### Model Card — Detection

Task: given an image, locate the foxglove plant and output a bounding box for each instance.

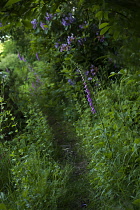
[78,68,96,114]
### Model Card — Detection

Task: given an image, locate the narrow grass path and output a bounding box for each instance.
[47,114,90,209]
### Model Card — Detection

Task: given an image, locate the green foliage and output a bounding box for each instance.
[1,107,72,209]
[74,70,140,209]
[0,1,140,209]
[0,143,12,193]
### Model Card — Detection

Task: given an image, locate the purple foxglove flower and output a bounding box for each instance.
[79,71,96,114]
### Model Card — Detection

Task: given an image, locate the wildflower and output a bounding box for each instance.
[67,34,75,45]
[18,52,22,60]
[6,68,10,73]
[79,21,87,29]
[36,76,41,84]
[60,44,70,52]
[77,37,86,45]
[85,71,89,76]
[0,23,2,27]
[22,56,26,62]
[84,82,96,114]
[88,77,92,80]
[40,22,48,30]
[45,13,53,21]
[90,65,98,76]
[61,13,75,26]
[78,69,96,114]
[55,43,59,48]
[32,82,36,89]
[36,53,40,60]
[31,19,38,29]
[68,79,75,85]
[96,33,105,42]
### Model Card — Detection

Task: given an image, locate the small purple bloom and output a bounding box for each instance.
[22,56,26,62]
[6,68,10,73]
[90,65,97,76]
[45,13,53,21]
[31,19,38,29]
[79,21,87,29]
[88,77,92,80]
[81,203,87,207]
[18,52,22,60]
[55,43,59,48]
[32,82,36,89]
[77,37,86,45]
[40,22,48,30]
[60,44,70,52]
[67,34,75,45]
[85,71,89,76]
[61,13,75,26]
[36,53,40,60]
[0,23,2,27]
[68,79,75,85]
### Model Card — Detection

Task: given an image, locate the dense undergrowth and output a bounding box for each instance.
[0,1,140,209]
[1,45,140,209]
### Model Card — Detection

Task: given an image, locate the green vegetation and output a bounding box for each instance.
[0,0,140,209]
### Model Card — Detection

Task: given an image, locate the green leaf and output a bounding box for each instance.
[113,30,120,39]
[108,72,117,78]
[118,69,127,74]
[134,138,140,144]
[100,26,111,35]
[92,5,100,12]
[5,0,22,7]
[133,199,140,205]
[22,20,32,29]
[0,203,7,210]
[95,11,103,20]
[99,23,109,29]
[104,12,109,20]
